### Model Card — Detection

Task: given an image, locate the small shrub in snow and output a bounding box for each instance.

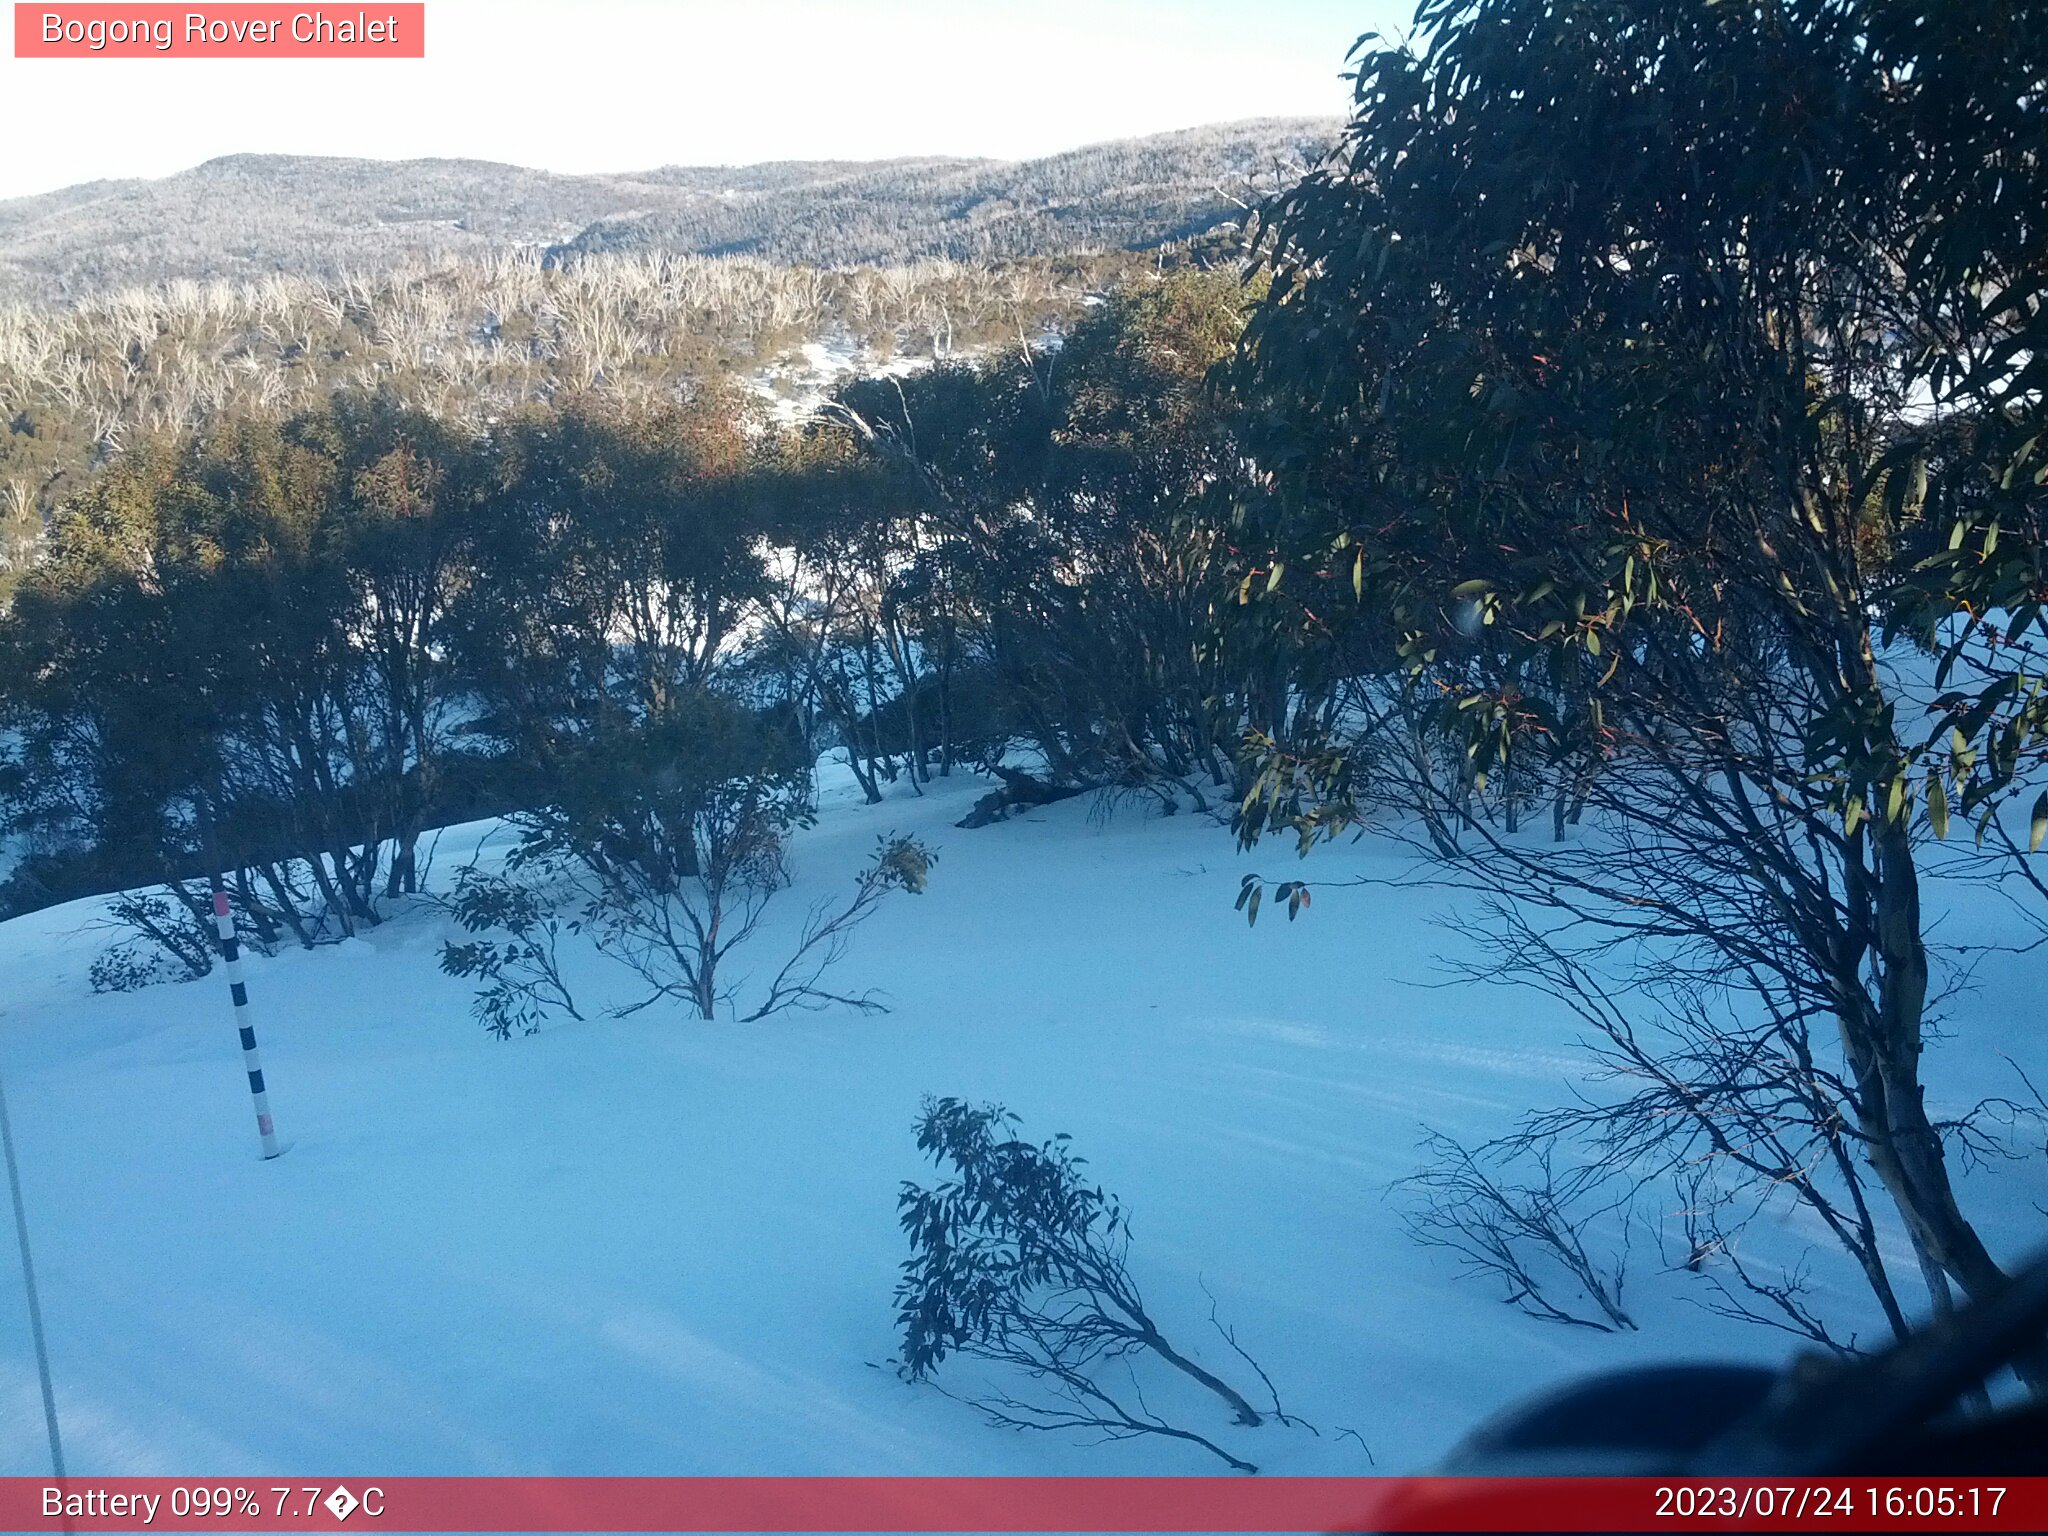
[439,815,933,1033]
[1399,1128,1638,1334]
[438,866,584,1039]
[90,940,199,993]
[87,892,216,992]
[895,1097,1285,1473]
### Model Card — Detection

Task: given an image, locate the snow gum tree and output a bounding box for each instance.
[0,400,477,937]
[1227,0,2048,1349]
[817,269,1279,807]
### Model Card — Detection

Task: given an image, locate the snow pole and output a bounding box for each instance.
[0,1062,65,1480]
[208,873,282,1160]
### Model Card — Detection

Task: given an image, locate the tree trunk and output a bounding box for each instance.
[256,862,317,949]
[384,833,418,899]
[1139,1325,1263,1427]
[1852,817,2010,1305]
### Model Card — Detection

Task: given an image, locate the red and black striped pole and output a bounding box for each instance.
[208,873,282,1160]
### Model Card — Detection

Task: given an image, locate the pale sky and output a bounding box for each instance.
[0,1,1410,200]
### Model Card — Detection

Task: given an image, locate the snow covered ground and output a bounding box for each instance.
[0,762,2042,1477]
[748,337,927,428]
[746,326,1064,427]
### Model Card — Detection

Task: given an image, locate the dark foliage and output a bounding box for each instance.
[1226,0,2048,1361]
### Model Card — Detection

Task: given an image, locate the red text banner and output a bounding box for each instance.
[13,5,424,58]
[1,1476,2044,1532]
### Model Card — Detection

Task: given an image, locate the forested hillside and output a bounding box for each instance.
[0,119,1334,303]
[555,119,1334,267]
[0,248,1140,587]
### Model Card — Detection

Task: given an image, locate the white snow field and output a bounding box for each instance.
[0,762,2042,1477]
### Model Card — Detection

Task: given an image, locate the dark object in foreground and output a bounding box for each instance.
[1442,1249,2048,1474]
